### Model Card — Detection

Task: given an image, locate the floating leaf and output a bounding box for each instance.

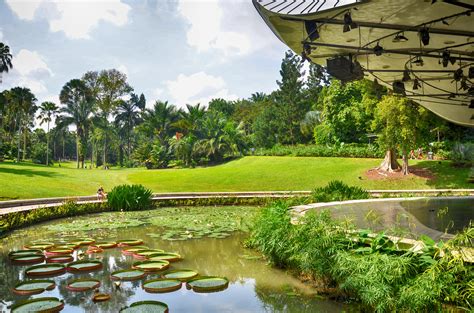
[163,269,198,282]
[120,300,169,313]
[92,293,110,302]
[24,242,54,250]
[186,276,229,293]
[133,249,165,259]
[117,239,144,247]
[67,260,103,272]
[11,297,64,313]
[10,254,45,265]
[45,248,74,257]
[132,260,170,272]
[46,255,74,263]
[9,249,42,258]
[143,278,182,293]
[111,269,146,281]
[66,278,101,291]
[25,264,66,277]
[147,252,182,262]
[13,280,56,296]
[122,246,149,256]
[91,241,117,249]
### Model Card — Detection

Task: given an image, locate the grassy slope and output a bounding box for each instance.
[0,156,471,199]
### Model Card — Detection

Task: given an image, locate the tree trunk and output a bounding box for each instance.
[90,142,93,168]
[62,135,65,161]
[103,133,107,169]
[16,116,21,162]
[377,149,401,172]
[22,125,27,161]
[76,137,79,169]
[402,151,409,175]
[46,122,50,166]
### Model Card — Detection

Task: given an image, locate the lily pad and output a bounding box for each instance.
[10,254,45,265]
[25,264,66,277]
[54,243,79,250]
[86,246,104,254]
[46,255,74,263]
[147,252,182,262]
[186,276,229,293]
[45,248,74,257]
[9,249,42,258]
[163,269,198,282]
[143,278,182,293]
[132,260,170,272]
[122,246,149,256]
[24,242,54,250]
[91,241,117,249]
[13,280,56,295]
[111,269,147,281]
[120,300,169,313]
[133,249,165,259]
[118,239,144,247]
[67,260,103,272]
[92,293,110,302]
[11,297,64,313]
[69,238,95,246]
[66,278,101,291]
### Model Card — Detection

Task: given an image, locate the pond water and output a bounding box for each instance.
[313,196,474,240]
[0,207,356,312]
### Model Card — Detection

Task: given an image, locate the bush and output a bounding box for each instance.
[254,143,384,158]
[107,184,153,211]
[312,180,369,202]
[31,142,52,165]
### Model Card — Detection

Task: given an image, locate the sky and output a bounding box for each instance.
[0,0,290,112]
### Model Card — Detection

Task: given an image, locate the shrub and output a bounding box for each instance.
[312,180,369,202]
[107,184,153,211]
[254,143,384,158]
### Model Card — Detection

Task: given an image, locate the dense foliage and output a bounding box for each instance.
[255,143,384,158]
[312,180,369,202]
[248,201,473,311]
[107,184,153,211]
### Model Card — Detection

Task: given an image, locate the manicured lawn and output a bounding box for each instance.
[0,157,471,200]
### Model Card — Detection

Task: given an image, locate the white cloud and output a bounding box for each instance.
[5,0,131,39]
[165,71,237,108]
[153,88,163,99]
[14,49,53,76]
[117,64,129,76]
[0,29,3,41]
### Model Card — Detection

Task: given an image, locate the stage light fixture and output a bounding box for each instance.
[413,78,421,90]
[402,69,411,81]
[412,56,424,66]
[393,81,406,95]
[393,32,408,43]
[305,20,320,41]
[419,28,430,46]
[373,43,384,56]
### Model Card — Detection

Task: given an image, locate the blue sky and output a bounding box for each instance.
[0,0,290,110]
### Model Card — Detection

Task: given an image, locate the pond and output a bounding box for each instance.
[0,206,356,312]
[310,196,474,240]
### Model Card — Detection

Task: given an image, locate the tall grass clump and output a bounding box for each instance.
[107,184,153,211]
[312,180,369,202]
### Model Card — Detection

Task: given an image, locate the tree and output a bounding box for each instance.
[114,93,144,160]
[141,101,178,147]
[208,98,234,118]
[38,101,58,165]
[174,103,206,136]
[0,42,13,74]
[58,79,95,168]
[373,95,422,175]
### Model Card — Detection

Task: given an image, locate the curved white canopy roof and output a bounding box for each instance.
[253,0,474,127]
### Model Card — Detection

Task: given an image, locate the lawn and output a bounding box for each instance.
[0,157,471,200]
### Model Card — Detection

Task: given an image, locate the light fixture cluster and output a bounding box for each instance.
[343,12,358,33]
[441,51,456,67]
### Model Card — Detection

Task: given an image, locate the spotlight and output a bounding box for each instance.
[454,68,463,81]
[469,99,474,109]
[413,78,421,90]
[402,69,411,81]
[419,28,430,46]
[303,43,312,56]
[412,56,424,66]
[305,20,320,41]
[393,81,406,95]
[393,32,409,43]
[343,24,351,33]
[343,12,357,32]
[460,78,468,91]
[373,43,384,56]
[469,66,474,79]
[301,51,311,63]
[442,51,450,67]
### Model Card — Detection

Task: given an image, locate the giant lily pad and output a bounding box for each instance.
[45,248,74,257]
[67,260,102,272]
[13,280,56,295]
[10,254,45,265]
[69,238,95,246]
[9,249,42,258]
[120,300,169,313]
[163,269,198,282]
[24,242,54,250]
[25,264,66,277]
[111,269,146,281]
[122,246,149,256]
[147,252,182,262]
[118,239,144,247]
[11,297,64,313]
[92,293,110,302]
[133,249,165,259]
[186,276,229,293]
[66,278,101,291]
[86,246,104,254]
[143,278,182,293]
[46,255,74,263]
[90,241,117,249]
[132,260,170,272]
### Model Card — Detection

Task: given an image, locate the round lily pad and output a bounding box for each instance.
[120,300,169,313]
[24,242,54,250]
[67,260,102,272]
[118,239,144,247]
[86,246,103,254]
[54,243,79,250]
[9,249,42,258]
[111,269,147,281]
[186,276,229,293]
[163,269,198,282]
[91,241,117,249]
[11,297,64,313]
[92,293,110,302]
[132,260,170,272]
[45,248,74,257]
[133,249,165,259]
[10,254,45,265]
[46,255,74,263]
[13,280,56,296]
[25,264,66,277]
[143,278,182,293]
[147,252,182,262]
[66,278,101,291]
[122,246,149,256]
[69,238,95,246]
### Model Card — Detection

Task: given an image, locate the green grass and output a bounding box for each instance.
[0,157,471,199]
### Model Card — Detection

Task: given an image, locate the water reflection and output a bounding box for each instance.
[0,214,355,312]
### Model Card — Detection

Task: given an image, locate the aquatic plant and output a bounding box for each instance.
[107,184,153,211]
[311,180,369,202]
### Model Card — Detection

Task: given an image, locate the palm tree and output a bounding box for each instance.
[38,101,59,165]
[174,103,206,136]
[141,101,178,147]
[6,87,37,162]
[114,93,144,159]
[0,42,13,74]
[249,92,267,103]
[57,79,95,168]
